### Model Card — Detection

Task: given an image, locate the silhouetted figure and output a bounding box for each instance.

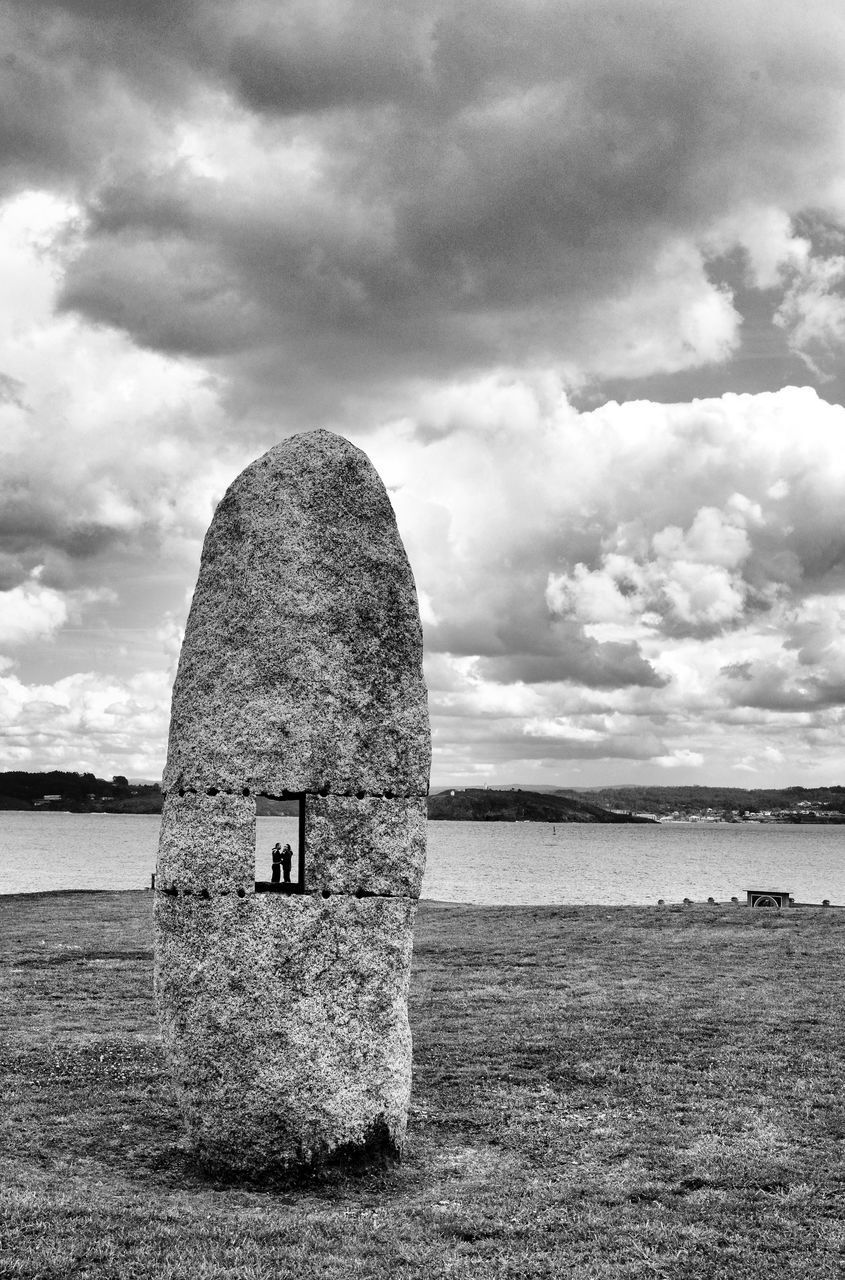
[281,843,294,884]
[271,842,282,884]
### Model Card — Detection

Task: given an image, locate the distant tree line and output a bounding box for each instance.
[0,771,162,813]
[0,773,295,816]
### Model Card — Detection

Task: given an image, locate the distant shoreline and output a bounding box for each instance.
[1,888,841,910]
[4,809,843,825]
[4,772,844,824]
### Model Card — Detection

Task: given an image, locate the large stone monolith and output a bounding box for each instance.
[154,430,430,1175]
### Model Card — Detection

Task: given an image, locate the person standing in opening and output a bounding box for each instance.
[281,842,294,884]
[271,842,282,884]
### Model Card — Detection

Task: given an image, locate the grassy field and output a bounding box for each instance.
[0,892,843,1278]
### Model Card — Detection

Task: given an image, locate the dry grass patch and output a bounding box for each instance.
[0,892,843,1277]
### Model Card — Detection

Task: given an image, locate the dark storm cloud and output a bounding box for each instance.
[6,0,845,405]
[723,663,845,712]
[0,486,139,583]
[476,637,666,690]
[227,2,432,114]
[0,3,199,196]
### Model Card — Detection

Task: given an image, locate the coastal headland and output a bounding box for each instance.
[427,788,655,823]
[1,890,842,1277]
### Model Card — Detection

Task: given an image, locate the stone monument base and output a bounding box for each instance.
[154,892,416,1175]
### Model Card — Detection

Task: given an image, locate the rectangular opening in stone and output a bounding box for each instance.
[254,793,305,893]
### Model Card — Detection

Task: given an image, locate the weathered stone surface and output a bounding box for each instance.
[157,791,254,895]
[304,795,426,897]
[162,430,430,796]
[155,430,430,1173]
[154,893,415,1173]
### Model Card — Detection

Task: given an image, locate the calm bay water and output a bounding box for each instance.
[0,811,842,904]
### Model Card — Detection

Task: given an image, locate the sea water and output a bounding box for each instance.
[0,811,842,905]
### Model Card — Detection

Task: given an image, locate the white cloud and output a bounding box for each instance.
[523,719,605,743]
[547,499,760,637]
[0,572,67,646]
[774,253,845,378]
[2,360,845,783]
[365,380,845,782]
[585,241,741,379]
[0,190,249,595]
[652,502,754,569]
[545,564,636,627]
[0,667,171,775]
[654,750,705,770]
[707,205,810,290]
[660,561,747,631]
[6,0,845,787]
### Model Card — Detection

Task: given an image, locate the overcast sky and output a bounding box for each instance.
[3,0,845,788]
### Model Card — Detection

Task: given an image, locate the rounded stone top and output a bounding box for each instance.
[163,430,431,796]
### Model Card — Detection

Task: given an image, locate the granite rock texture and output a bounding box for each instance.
[304,794,426,897]
[155,430,430,1174]
[155,893,416,1173]
[157,791,255,895]
[162,429,430,797]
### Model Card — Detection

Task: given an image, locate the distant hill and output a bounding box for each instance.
[427,788,655,823]
[555,784,845,818]
[255,796,300,816]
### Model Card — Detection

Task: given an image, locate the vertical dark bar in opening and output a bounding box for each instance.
[298,794,306,893]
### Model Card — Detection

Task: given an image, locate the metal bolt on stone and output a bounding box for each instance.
[153,430,431,1176]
